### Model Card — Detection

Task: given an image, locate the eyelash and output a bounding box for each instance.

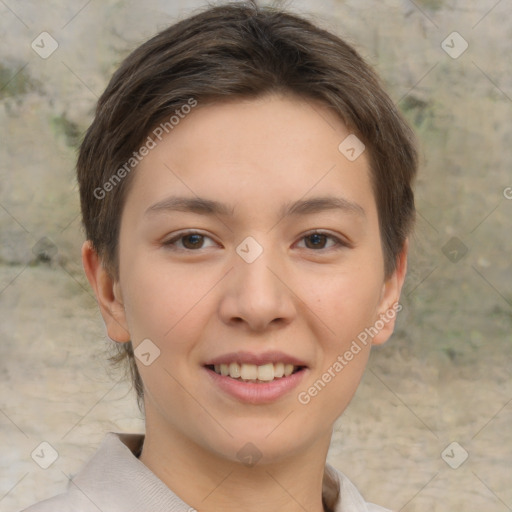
[162,230,350,252]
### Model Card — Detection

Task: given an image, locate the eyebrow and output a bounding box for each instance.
[145,195,366,219]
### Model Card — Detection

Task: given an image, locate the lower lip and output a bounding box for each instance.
[204,367,308,404]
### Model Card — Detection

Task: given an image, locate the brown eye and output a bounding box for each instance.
[163,231,216,251]
[304,233,329,249]
[298,231,346,251]
[181,233,205,249]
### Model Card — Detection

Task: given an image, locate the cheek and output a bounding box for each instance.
[306,265,384,342]
[299,265,382,406]
[120,255,206,343]
[123,267,208,410]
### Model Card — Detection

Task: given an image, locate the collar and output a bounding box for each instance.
[66,432,387,512]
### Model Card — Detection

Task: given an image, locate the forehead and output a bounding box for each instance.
[123,94,377,224]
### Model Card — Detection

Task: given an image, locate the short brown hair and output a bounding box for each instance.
[77,4,417,507]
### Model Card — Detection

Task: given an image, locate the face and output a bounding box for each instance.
[90,94,406,465]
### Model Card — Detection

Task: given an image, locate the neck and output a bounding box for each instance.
[139,412,332,512]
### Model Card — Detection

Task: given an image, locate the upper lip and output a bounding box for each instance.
[204,350,308,367]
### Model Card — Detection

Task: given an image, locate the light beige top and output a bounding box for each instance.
[22,432,392,512]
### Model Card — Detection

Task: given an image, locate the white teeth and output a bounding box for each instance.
[212,362,301,381]
[240,363,258,380]
[274,362,284,378]
[229,362,241,378]
[257,363,274,381]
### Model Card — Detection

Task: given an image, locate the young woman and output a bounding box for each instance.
[24,3,417,511]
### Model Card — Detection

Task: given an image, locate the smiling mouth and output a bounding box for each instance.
[205,362,306,383]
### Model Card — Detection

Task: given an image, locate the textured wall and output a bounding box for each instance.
[1,1,511,511]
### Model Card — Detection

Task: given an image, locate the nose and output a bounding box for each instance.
[218,242,297,332]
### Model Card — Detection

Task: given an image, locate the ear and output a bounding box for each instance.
[371,239,409,346]
[81,240,131,343]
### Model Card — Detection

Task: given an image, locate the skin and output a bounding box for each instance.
[83,94,407,512]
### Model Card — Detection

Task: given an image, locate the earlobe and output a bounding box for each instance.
[81,240,131,343]
[372,240,409,346]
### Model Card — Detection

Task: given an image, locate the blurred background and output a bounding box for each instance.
[1,1,511,511]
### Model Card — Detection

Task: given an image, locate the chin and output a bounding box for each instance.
[201,421,320,467]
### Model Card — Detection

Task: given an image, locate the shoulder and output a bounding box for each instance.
[20,432,146,512]
[21,491,93,512]
[20,432,194,512]
[327,464,394,512]
[366,504,394,512]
